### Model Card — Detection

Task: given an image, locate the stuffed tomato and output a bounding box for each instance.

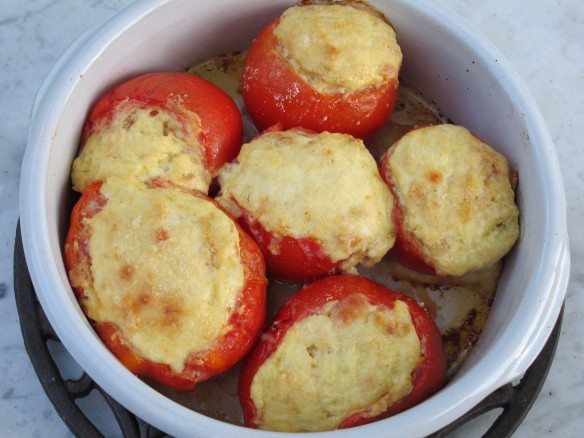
[64,177,267,390]
[242,4,402,140]
[217,127,396,282]
[72,72,243,194]
[238,274,446,432]
[379,124,519,277]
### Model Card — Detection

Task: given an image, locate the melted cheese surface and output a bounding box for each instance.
[274,5,402,95]
[386,124,519,276]
[71,103,209,193]
[250,295,421,432]
[80,178,245,372]
[217,130,395,271]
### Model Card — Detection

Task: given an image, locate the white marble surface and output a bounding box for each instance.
[1,0,582,436]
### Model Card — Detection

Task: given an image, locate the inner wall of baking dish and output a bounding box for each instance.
[42,0,551,431]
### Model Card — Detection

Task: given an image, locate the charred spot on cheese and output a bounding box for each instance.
[385,124,519,276]
[249,295,421,432]
[79,177,245,372]
[217,129,395,272]
[71,102,209,193]
[274,5,402,95]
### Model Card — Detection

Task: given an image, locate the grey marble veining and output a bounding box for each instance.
[1,0,583,437]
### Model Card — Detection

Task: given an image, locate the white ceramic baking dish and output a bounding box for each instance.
[20,0,570,436]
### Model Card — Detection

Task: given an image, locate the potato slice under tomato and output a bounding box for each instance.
[72,72,243,194]
[216,127,396,282]
[64,177,267,390]
[242,4,402,140]
[238,274,446,432]
[379,124,519,276]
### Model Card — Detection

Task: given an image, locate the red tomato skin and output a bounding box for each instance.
[378,151,444,276]
[81,72,243,176]
[64,180,267,390]
[242,19,398,140]
[238,275,446,429]
[230,201,344,283]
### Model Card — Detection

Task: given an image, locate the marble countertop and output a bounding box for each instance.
[1,0,582,436]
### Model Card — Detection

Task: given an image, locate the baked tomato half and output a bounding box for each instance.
[72,72,242,194]
[217,127,395,283]
[242,4,402,140]
[238,275,446,432]
[378,124,520,277]
[64,178,267,390]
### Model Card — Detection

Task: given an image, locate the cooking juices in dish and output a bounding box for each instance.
[63,0,520,431]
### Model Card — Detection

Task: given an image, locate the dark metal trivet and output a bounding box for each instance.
[13,222,562,437]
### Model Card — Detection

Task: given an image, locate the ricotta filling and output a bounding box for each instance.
[71,102,209,193]
[217,130,395,271]
[81,178,245,372]
[250,296,421,432]
[275,5,402,95]
[387,124,519,276]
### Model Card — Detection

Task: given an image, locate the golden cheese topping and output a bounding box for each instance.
[274,5,402,95]
[250,295,421,432]
[385,124,519,276]
[217,130,395,272]
[71,102,209,193]
[78,178,245,372]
